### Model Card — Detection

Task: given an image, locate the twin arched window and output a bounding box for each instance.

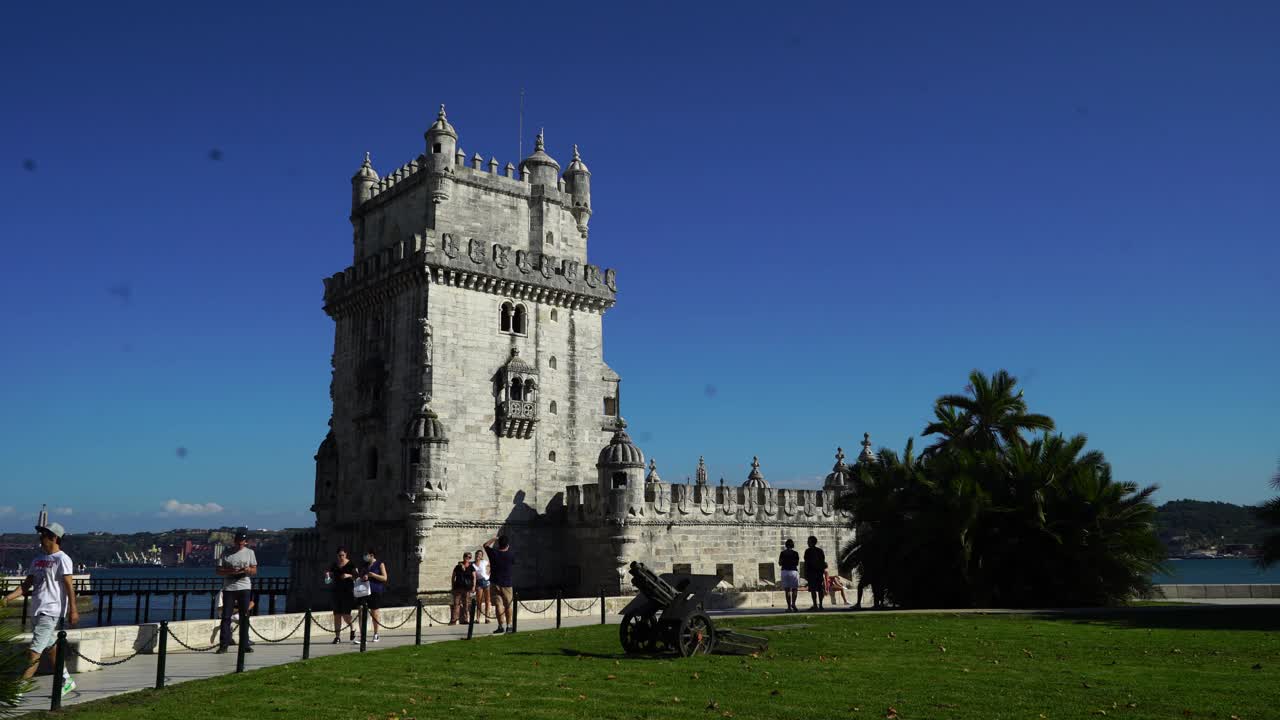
[510,377,537,402]
[499,301,528,335]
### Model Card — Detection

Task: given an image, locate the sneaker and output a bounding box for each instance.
[506,627,515,634]
[331,637,341,644]
[215,646,229,654]
[372,633,380,642]
[493,626,505,634]
[243,646,254,653]
[61,675,76,695]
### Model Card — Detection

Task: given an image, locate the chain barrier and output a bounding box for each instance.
[166,631,222,653]
[518,599,555,614]
[310,615,355,635]
[248,617,306,643]
[69,645,149,667]
[561,597,599,613]
[420,604,454,625]
[374,610,416,630]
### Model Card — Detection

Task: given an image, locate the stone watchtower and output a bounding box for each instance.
[289,105,621,609]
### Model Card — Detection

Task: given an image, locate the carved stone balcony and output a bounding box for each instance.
[497,400,537,439]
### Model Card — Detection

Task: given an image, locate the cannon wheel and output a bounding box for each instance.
[620,612,656,653]
[676,612,716,657]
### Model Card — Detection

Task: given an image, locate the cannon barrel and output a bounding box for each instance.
[628,561,678,607]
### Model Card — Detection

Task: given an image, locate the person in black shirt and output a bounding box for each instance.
[326,547,359,643]
[778,539,801,612]
[449,552,477,625]
[803,535,827,610]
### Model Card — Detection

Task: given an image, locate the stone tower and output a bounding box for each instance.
[290,105,621,609]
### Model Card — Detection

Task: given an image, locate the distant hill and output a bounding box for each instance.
[1156,499,1264,549]
[0,526,295,570]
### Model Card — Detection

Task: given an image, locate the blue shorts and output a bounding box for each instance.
[476,577,491,589]
[30,615,59,653]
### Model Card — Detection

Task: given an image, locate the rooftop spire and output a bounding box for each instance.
[832,447,848,472]
[695,455,708,486]
[859,432,877,464]
[534,129,545,152]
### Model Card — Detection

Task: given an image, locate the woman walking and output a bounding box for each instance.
[361,548,389,642]
[473,546,492,624]
[779,539,800,612]
[327,547,358,643]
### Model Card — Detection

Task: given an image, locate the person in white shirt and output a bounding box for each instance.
[473,546,492,624]
[1,521,79,696]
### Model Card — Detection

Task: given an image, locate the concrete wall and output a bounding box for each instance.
[1153,584,1280,599]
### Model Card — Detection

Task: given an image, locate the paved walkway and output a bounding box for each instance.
[15,599,1279,715]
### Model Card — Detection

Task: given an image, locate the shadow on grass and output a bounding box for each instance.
[504,648,675,662]
[1029,605,1280,632]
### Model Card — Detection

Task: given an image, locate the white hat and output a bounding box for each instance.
[37,522,67,539]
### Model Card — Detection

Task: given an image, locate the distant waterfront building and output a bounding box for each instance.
[289,106,854,609]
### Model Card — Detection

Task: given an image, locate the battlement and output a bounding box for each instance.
[321,229,617,315]
[357,147,572,211]
[563,481,849,526]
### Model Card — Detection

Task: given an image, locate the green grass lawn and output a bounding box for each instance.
[32,608,1280,720]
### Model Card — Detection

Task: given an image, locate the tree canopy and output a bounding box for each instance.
[838,369,1164,608]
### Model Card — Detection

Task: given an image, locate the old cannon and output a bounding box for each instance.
[619,561,767,657]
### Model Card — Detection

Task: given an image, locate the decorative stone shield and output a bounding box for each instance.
[605,268,617,291]
[561,259,580,284]
[515,250,532,273]
[441,233,458,259]
[493,244,510,269]
[584,264,600,288]
[540,255,555,279]
[468,238,487,264]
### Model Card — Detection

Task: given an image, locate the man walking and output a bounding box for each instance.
[483,535,515,634]
[1,521,79,697]
[215,529,257,653]
[803,535,827,611]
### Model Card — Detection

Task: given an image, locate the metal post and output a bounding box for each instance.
[466,596,477,640]
[134,593,141,624]
[600,587,606,625]
[107,592,114,625]
[415,601,423,645]
[144,591,151,624]
[236,604,249,673]
[181,592,188,621]
[359,603,368,653]
[209,591,216,620]
[155,621,168,689]
[511,590,519,634]
[556,590,562,629]
[269,592,276,616]
[50,630,67,711]
[96,590,104,627]
[302,609,312,660]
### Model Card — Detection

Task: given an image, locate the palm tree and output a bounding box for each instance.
[1256,460,1280,568]
[925,370,1055,455]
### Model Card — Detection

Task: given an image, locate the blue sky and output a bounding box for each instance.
[2,1,1277,533]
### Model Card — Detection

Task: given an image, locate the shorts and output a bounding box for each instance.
[780,570,800,590]
[476,577,491,589]
[363,592,381,610]
[494,586,513,605]
[30,615,59,653]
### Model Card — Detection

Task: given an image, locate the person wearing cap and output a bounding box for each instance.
[1,521,79,695]
[215,529,257,654]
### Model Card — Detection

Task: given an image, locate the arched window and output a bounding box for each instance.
[549,400,557,414]
[549,356,557,369]
[510,377,524,401]
[513,304,528,335]
[611,471,628,489]
[551,309,558,322]
[523,380,537,403]
[500,302,513,332]
[548,451,557,462]
[545,231,554,248]
[366,447,378,480]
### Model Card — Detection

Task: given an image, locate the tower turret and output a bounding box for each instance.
[519,130,560,187]
[563,144,592,237]
[351,152,379,213]
[424,104,457,203]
